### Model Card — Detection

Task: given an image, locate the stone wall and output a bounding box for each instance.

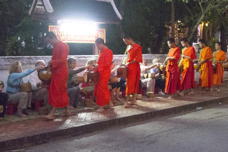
[0,54,166,91]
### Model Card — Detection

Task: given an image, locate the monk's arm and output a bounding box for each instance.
[181,55,191,59]
[216,58,228,64]
[127,46,142,65]
[164,56,175,65]
[199,58,211,65]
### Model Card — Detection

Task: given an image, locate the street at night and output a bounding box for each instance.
[23,104,228,152]
[0,0,228,151]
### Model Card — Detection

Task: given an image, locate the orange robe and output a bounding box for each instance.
[199,47,213,88]
[213,50,227,86]
[165,47,181,94]
[126,43,143,95]
[95,47,113,106]
[180,46,196,90]
[48,41,69,108]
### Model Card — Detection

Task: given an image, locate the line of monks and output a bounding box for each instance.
[45,32,227,118]
[166,38,227,98]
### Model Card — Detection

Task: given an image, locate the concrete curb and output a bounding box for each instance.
[1,96,228,151]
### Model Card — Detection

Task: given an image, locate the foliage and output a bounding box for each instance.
[115,0,170,53]
[0,0,227,56]
[0,0,49,56]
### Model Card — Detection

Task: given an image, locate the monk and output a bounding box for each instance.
[123,36,143,107]
[179,38,196,95]
[45,32,69,119]
[164,38,181,98]
[197,39,213,90]
[94,38,113,110]
[212,42,227,92]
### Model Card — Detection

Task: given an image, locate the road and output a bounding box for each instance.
[21,104,228,152]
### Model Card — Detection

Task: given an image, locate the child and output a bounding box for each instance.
[0,81,8,118]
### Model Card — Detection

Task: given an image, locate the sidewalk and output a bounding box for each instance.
[1,81,228,151]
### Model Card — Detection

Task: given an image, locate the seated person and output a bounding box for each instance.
[0,81,8,118]
[27,60,49,111]
[68,58,89,107]
[109,64,120,105]
[119,78,126,97]
[80,60,97,107]
[109,63,125,105]
[140,59,158,97]
[6,61,42,117]
[154,64,166,95]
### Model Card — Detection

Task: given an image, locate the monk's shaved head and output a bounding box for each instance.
[215,41,222,50]
[167,38,176,48]
[95,38,105,45]
[199,39,207,48]
[181,38,191,47]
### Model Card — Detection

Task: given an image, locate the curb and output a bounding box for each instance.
[1,96,228,151]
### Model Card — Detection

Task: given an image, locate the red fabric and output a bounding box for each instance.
[95,47,113,106]
[127,44,143,63]
[181,47,196,90]
[126,43,143,95]
[165,47,181,94]
[181,62,195,90]
[48,41,69,108]
[6,104,17,115]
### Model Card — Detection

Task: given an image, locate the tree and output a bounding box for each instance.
[187,0,228,41]
[0,0,49,56]
[0,0,227,55]
[115,0,170,53]
[165,0,228,42]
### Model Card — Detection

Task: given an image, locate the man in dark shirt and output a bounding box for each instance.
[68,58,88,107]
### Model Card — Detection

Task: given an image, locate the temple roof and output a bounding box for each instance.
[29,0,122,24]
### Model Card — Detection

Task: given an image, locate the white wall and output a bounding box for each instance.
[0,54,166,91]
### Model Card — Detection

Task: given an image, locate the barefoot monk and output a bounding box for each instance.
[45,32,69,119]
[179,38,196,95]
[198,39,213,90]
[212,42,227,92]
[164,38,181,98]
[123,36,143,106]
[94,38,113,109]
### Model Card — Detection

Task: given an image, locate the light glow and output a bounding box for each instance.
[58,19,98,36]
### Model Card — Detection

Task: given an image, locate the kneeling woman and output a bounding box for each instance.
[6,61,42,117]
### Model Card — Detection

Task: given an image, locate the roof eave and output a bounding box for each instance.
[29,0,122,24]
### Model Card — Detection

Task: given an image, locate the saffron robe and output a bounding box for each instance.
[48,41,69,108]
[126,43,143,95]
[199,47,213,88]
[213,50,227,86]
[95,47,113,106]
[165,47,181,94]
[179,46,196,90]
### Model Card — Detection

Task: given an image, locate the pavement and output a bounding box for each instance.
[23,103,228,152]
[1,80,228,151]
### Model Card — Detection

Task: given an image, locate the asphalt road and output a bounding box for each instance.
[21,104,228,152]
